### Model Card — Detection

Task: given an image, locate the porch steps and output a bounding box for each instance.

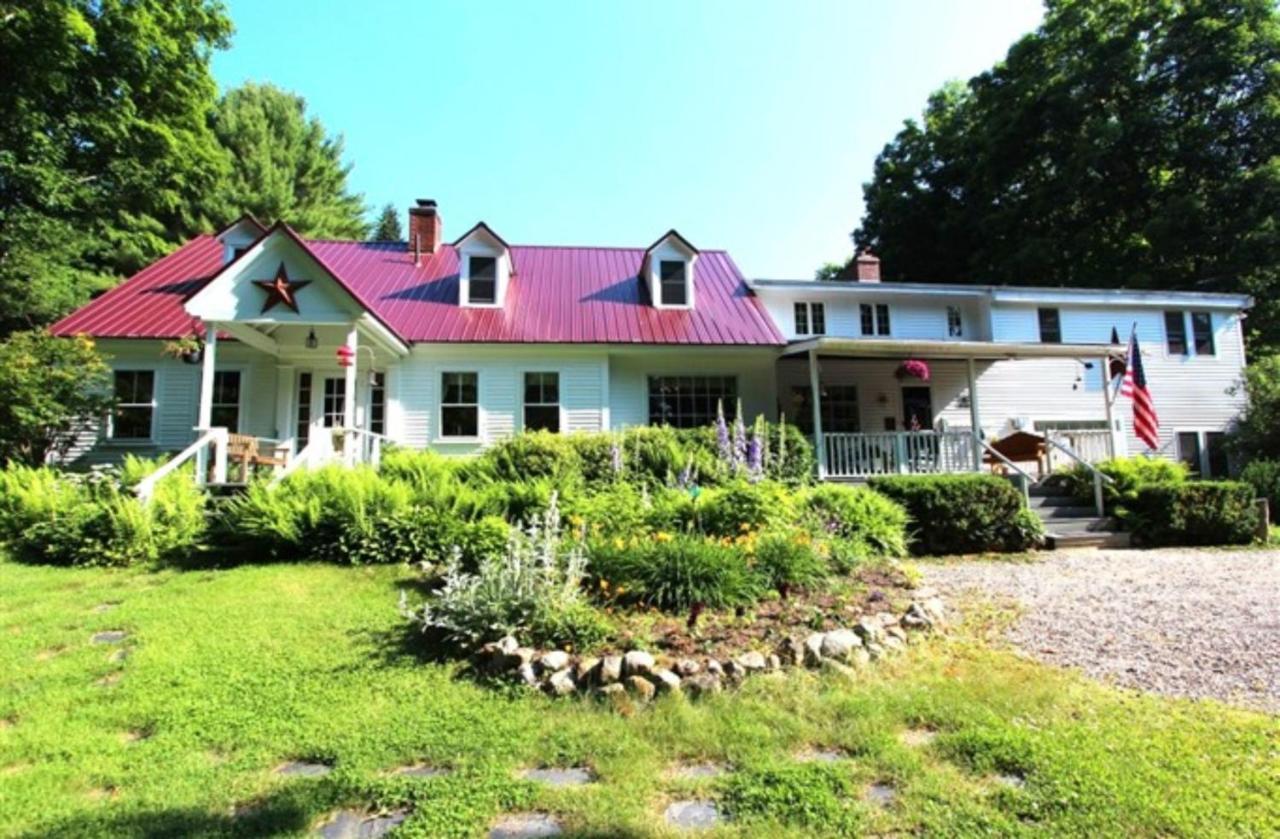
[1028,484,1130,549]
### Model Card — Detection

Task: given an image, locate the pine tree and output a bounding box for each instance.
[370,203,403,241]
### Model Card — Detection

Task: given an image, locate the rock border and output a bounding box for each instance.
[472,592,946,705]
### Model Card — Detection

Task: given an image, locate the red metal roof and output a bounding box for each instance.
[52,234,784,346]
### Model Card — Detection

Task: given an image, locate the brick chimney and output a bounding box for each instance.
[408,199,442,256]
[854,251,881,283]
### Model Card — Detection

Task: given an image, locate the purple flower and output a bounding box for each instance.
[677,457,695,489]
[731,405,747,471]
[715,400,731,462]
[746,434,763,482]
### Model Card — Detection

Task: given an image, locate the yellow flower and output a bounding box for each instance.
[569,515,584,527]
[614,586,625,596]
[655,532,673,543]
[614,538,626,550]
[739,522,752,532]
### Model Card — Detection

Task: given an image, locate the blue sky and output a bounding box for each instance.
[213,0,1044,278]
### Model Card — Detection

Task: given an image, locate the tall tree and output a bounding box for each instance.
[0,0,233,336]
[370,203,403,241]
[855,0,1280,350]
[200,83,369,239]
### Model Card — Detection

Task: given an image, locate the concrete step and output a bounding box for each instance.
[1042,516,1122,534]
[1045,531,1131,549]
[1027,492,1088,508]
[1035,505,1102,520]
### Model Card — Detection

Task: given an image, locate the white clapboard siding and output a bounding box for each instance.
[607,349,778,429]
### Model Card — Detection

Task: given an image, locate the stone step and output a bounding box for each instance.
[1045,531,1131,549]
[1033,505,1100,519]
[1042,516,1121,534]
[1027,492,1088,508]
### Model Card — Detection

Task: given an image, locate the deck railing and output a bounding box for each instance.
[823,430,977,478]
[1044,429,1113,468]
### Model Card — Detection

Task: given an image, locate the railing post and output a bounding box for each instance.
[895,433,909,474]
[1093,471,1105,517]
[212,428,228,484]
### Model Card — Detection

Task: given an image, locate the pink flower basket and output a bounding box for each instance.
[895,359,931,381]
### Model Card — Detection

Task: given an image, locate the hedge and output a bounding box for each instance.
[869,474,1043,556]
[1127,481,1260,546]
[1240,460,1280,520]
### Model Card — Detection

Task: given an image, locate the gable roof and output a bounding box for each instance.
[51,233,783,346]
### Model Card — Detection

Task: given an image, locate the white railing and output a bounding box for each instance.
[824,431,978,478]
[136,427,228,503]
[1045,429,1113,468]
[1043,436,1114,516]
[345,427,387,468]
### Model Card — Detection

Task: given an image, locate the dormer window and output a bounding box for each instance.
[468,256,497,304]
[659,261,687,306]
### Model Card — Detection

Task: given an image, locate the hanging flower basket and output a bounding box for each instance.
[162,335,204,365]
[895,359,931,381]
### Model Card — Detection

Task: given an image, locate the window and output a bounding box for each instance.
[210,371,241,432]
[1191,312,1215,356]
[322,378,346,428]
[441,372,479,437]
[647,375,736,428]
[793,302,825,336]
[794,302,809,335]
[368,372,386,435]
[1164,311,1188,355]
[522,372,560,432]
[112,370,155,440]
[1206,431,1229,478]
[1037,308,1062,343]
[1177,431,1201,475]
[792,385,859,434]
[859,303,890,336]
[468,256,497,304]
[658,260,687,306]
[295,372,312,446]
[946,306,963,338]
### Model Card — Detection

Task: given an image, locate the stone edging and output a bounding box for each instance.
[473,591,947,705]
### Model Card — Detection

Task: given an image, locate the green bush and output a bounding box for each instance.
[869,474,1043,555]
[564,433,624,487]
[1128,481,1260,546]
[698,480,795,537]
[1063,456,1187,512]
[476,431,582,486]
[752,530,828,597]
[801,483,909,567]
[1240,460,1280,519]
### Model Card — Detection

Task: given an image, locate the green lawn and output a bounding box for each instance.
[1,562,1276,838]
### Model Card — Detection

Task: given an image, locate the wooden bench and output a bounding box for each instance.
[983,430,1048,477]
[226,434,289,482]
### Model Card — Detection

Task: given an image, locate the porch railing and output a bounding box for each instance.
[823,430,977,478]
[1045,429,1113,468]
[136,427,228,502]
[345,427,387,468]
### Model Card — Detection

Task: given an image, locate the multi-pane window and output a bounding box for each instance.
[1191,312,1215,356]
[659,260,687,306]
[791,385,860,434]
[1037,308,1062,343]
[368,372,386,435]
[112,370,155,440]
[468,256,497,304]
[647,375,736,428]
[441,372,479,437]
[859,303,890,336]
[210,370,241,432]
[523,372,560,433]
[794,302,825,336]
[295,372,313,447]
[946,306,963,338]
[1164,311,1189,355]
[322,378,346,428]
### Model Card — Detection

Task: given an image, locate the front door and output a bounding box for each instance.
[901,386,933,431]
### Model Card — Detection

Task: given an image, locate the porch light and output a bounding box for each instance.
[305,329,318,349]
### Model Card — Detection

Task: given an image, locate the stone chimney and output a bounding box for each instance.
[854,251,881,282]
[408,199,442,256]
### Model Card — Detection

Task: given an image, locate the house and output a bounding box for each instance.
[50,200,1253,488]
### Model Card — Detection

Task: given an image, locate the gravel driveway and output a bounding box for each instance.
[924,548,1280,714]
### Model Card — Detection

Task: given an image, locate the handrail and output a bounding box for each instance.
[136,427,226,503]
[1043,436,1113,516]
[274,440,320,483]
[345,426,387,468]
[971,432,1036,482]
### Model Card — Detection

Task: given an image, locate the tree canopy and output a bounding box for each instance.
[198,83,369,241]
[370,203,403,241]
[854,0,1280,350]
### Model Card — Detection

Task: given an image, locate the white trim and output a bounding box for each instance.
[438,370,483,441]
[518,369,564,434]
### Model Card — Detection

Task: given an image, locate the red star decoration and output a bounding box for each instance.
[252,263,311,314]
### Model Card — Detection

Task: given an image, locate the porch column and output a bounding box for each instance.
[197,323,218,429]
[1101,355,1118,459]
[966,356,982,472]
[275,364,295,451]
[807,349,827,479]
[343,325,358,463]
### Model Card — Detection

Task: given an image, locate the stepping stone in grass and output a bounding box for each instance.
[91,631,127,644]
[96,672,122,688]
[899,729,938,748]
[317,808,409,839]
[519,767,594,787]
[91,603,119,614]
[795,747,846,763]
[489,812,564,838]
[664,800,721,830]
[393,763,450,778]
[864,783,895,808]
[669,762,728,780]
[274,760,332,777]
[108,649,130,663]
[995,773,1026,789]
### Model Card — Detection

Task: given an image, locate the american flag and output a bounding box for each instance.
[1120,330,1160,449]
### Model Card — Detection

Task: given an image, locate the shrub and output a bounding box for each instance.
[622,425,705,487]
[869,474,1043,555]
[402,496,598,649]
[698,480,795,537]
[588,533,760,627]
[1227,353,1280,462]
[564,433,624,487]
[476,431,582,486]
[562,481,652,540]
[1128,481,1260,546]
[801,483,909,567]
[752,530,827,598]
[1240,459,1280,519]
[1063,456,1187,512]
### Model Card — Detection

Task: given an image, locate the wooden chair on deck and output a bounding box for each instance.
[226,433,289,483]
